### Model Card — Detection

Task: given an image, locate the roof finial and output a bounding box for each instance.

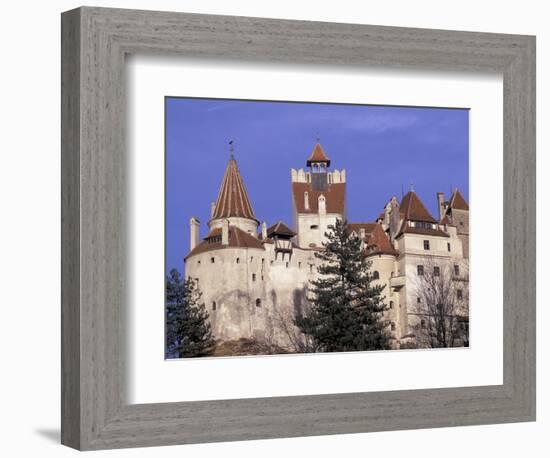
[229,140,234,160]
[316,132,320,143]
[410,180,414,192]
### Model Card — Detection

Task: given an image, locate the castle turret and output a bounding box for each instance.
[208,150,259,235]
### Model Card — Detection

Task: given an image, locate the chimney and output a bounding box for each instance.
[304,191,310,211]
[210,202,216,218]
[222,219,229,246]
[261,221,267,239]
[437,192,445,221]
[190,217,200,251]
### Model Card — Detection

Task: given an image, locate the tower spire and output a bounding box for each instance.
[211,154,257,222]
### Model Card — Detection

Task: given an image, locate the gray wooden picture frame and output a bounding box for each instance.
[61,6,536,451]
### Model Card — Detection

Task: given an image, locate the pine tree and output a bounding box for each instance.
[295,219,391,352]
[165,268,215,358]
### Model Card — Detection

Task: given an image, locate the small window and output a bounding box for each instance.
[391,322,396,331]
[423,240,430,250]
[457,289,463,300]
[447,242,451,252]
[310,224,319,230]
[372,271,380,280]
[252,273,256,282]
[309,264,313,273]
[420,319,426,329]
[197,260,201,265]
[250,256,253,262]
[417,265,424,276]
[286,262,289,268]
[417,297,422,304]
[454,264,460,276]
[436,303,443,313]
[255,298,261,307]
[212,301,216,311]
[298,262,302,268]
[261,258,265,265]
[389,301,394,309]
[210,257,215,263]
[236,258,240,264]
[270,260,274,266]
[434,266,440,276]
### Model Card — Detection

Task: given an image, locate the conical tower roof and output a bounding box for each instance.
[306,142,331,167]
[211,157,257,221]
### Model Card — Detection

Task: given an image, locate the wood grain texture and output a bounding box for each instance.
[61,6,536,450]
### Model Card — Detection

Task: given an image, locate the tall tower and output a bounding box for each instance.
[291,142,346,248]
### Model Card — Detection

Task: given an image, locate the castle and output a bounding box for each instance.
[184,142,469,349]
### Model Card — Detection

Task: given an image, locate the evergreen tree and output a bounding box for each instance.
[295,219,391,352]
[165,268,215,358]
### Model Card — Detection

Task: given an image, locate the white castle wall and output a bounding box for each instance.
[185,241,321,348]
[395,230,467,338]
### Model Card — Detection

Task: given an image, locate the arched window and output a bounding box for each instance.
[212,301,216,311]
[372,271,380,280]
[255,298,261,307]
[389,301,394,309]
[391,322,396,331]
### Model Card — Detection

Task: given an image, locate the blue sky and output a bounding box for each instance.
[166,97,469,274]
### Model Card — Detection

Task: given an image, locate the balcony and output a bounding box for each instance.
[390,275,406,289]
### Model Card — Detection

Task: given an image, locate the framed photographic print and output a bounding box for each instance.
[61,6,536,450]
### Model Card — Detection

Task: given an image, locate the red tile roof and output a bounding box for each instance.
[349,222,398,256]
[185,225,264,260]
[211,158,257,221]
[395,191,449,238]
[449,189,469,211]
[399,191,437,223]
[348,222,377,236]
[306,143,331,166]
[397,224,450,238]
[292,182,346,214]
[365,223,398,257]
[266,221,296,238]
[440,215,451,225]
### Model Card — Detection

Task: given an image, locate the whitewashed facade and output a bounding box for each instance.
[184,143,469,349]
